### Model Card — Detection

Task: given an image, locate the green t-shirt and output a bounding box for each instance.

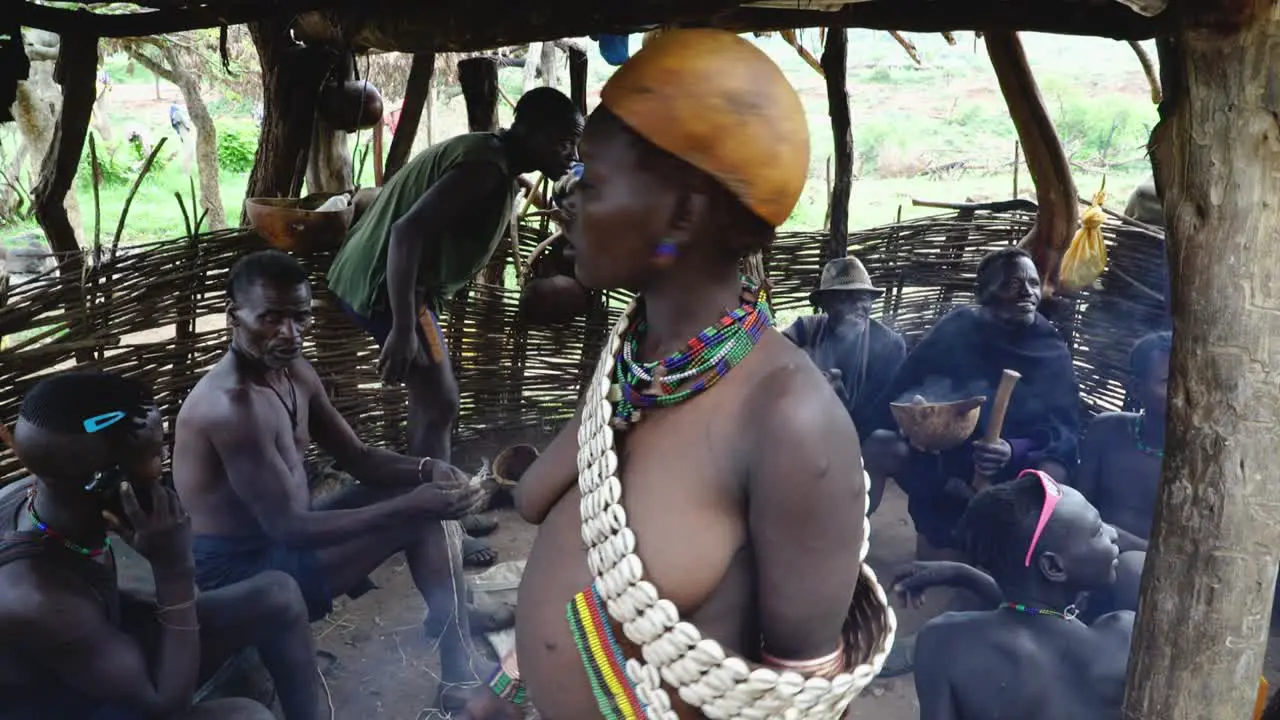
[327,132,516,316]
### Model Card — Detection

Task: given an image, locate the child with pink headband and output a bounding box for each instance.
[912,470,1131,720]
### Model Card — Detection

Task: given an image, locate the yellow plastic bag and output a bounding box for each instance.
[1059,181,1109,293]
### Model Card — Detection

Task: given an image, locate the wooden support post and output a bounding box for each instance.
[458,56,499,133]
[985,32,1076,297]
[306,53,354,195]
[32,32,95,270]
[1122,8,1280,720]
[820,28,851,262]
[385,51,435,182]
[567,43,589,117]
[243,19,333,212]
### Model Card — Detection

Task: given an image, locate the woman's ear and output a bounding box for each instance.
[664,188,709,255]
[1037,551,1070,584]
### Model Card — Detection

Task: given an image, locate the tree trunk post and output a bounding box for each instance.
[32,32,96,269]
[567,43,588,116]
[244,20,334,216]
[1122,6,1280,719]
[458,56,499,132]
[820,27,851,263]
[306,53,354,196]
[385,51,435,182]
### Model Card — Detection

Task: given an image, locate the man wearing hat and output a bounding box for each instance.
[784,256,907,444]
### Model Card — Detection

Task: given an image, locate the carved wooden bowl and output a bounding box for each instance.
[492,444,540,489]
[245,194,354,253]
[890,395,987,453]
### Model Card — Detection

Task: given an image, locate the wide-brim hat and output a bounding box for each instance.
[811,256,882,303]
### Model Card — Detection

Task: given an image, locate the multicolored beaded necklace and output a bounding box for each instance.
[25,488,111,558]
[610,278,773,429]
[1000,602,1078,621]
[1132,411,1164,458]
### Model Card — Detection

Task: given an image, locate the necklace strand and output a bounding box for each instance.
[1000,602,1078,621]
[610,278,773,429]
[1132,411,1164,458]
[25,488,111,558]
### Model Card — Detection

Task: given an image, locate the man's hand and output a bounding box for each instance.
[104,483,193,572]
[821,369,849,405]
[457,687,522,720]
[422,458,473,485]
[971,439,1012,476]
[862,429,909,478]
[407,477,489,520]
[378,326,422,385]
[943,476,976,503]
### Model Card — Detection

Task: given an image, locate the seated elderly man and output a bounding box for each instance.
[865,247,1082,561]
[783,255,906,511]
[0,370,317,719]
[172,249,493,710]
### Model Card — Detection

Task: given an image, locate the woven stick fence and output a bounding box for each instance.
[0,207,1166,485]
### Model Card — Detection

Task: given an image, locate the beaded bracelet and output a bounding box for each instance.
[486,660,526,705]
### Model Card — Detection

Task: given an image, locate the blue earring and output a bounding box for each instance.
[655,239,678,260]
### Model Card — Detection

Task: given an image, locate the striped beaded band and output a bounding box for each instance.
[486,664,526,705]
[567,583,651,719]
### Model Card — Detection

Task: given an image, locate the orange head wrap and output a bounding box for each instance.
[599,28,810,229]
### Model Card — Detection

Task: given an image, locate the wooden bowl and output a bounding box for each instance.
[890,395,987,453]
[245,194,354,253]
[492,444,539,489]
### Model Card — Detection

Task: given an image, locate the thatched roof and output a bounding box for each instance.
[16,0,1167,48]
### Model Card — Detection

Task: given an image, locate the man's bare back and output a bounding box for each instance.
[917,608,1133,720]
[175,353,314,538]
[514,332,866,718]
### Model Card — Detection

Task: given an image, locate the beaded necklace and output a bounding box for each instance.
[610,278,772,429]
[25,488,111,558]
[1132,411,1164,458]
[1000,601,1078,621]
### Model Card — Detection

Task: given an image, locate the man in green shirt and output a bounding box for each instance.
[328,87,582,564]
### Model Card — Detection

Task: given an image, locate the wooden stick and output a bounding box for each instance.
[973,368,1021,491]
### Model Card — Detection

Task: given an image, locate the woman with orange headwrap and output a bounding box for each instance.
[460,29,894,720]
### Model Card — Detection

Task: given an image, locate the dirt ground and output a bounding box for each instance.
[311,482,931,720]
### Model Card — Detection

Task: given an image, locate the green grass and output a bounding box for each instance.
[2,33,1161,247]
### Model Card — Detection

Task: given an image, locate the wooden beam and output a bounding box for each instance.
[32,32,96,269]
[384,51,435,182]
[985,32,1075,297]
[458,56,498,133]
[1123,6,1280,717]
[243,19,335,211]
[820,27,851,262]
[567,42,588,117]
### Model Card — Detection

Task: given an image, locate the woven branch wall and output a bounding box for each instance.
[0,208,1167,485]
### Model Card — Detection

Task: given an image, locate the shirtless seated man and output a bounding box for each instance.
[0,370,318,719]
[914,470,1130,720]
[172,249,491,710]
[1070,330,1170,612]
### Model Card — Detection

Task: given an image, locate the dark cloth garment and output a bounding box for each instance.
[872,306,1082,548]
[0,479,137,720]
[192,534,334,622]
[337,297,450,365]
[782,315,907,439]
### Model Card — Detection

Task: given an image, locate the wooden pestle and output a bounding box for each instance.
[973,369,1022,491]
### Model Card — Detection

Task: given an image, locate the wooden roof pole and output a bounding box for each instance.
[821,27,852,262]
[1123,3,1280,717]
[984,31,1076,298]
[384,52,437,182]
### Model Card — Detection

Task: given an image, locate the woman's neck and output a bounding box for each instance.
[636,264,745,363]
[26,479,108,547]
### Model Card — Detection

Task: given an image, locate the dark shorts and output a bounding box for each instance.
[337,298,448,365]
[192,535,334,622]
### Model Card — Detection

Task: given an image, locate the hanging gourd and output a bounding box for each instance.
[1059,179,1109,293]
[318,79,384,132]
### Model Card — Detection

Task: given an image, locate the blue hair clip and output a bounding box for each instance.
[83,411,127,434]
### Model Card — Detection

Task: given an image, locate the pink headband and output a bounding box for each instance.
[1023,469,1064,567]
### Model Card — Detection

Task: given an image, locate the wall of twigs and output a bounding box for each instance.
[0,207,1167,485]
